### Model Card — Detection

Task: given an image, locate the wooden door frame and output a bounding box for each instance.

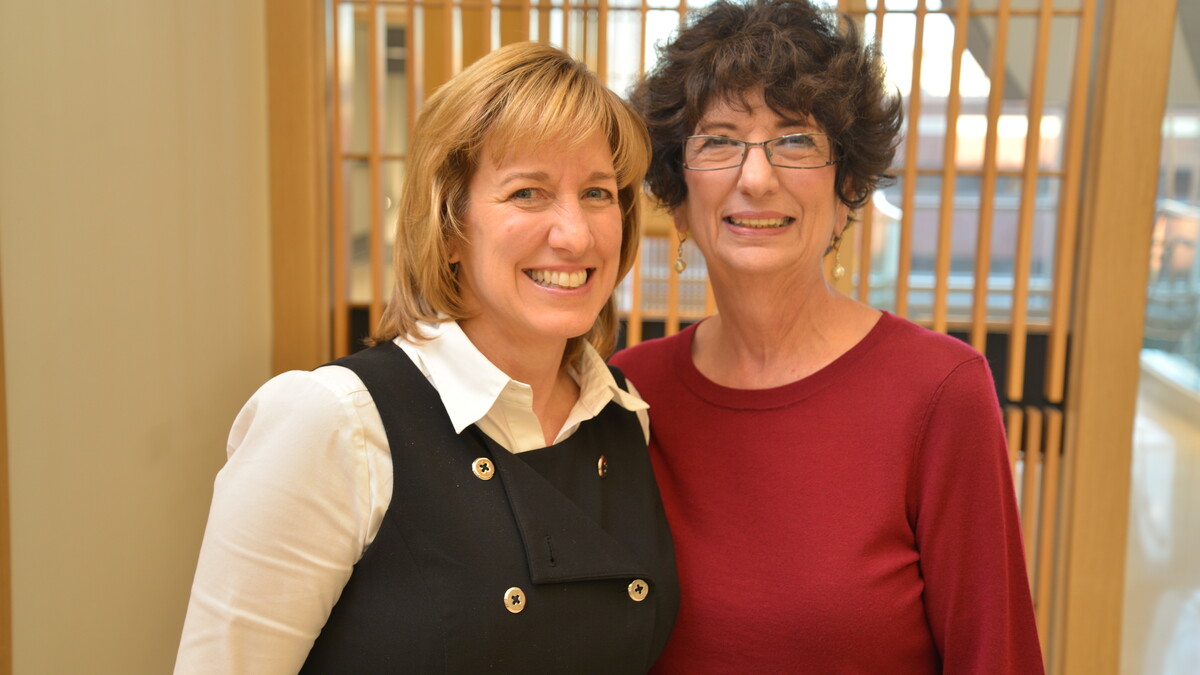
[1056,0,1178,672]
[266,0,331,373]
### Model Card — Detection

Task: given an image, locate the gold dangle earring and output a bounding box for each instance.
[674,231,688,273]
[830,233,845,281]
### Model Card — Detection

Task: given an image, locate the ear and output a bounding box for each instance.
[833,198,852,239]
[672,204,691,237]
[447,239,461,265]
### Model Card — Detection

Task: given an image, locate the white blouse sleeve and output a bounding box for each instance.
[174,367,388,674]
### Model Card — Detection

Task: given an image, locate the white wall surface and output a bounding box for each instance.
[0,1,271,671]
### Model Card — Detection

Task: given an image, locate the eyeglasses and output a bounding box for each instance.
[682,133,837,171]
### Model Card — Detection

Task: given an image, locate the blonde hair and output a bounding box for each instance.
[371,41,650,362]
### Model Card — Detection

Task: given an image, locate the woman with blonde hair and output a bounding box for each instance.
[176,42,677,673]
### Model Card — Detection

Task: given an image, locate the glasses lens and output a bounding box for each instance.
[685,136,745,169]
[769,134,831,168]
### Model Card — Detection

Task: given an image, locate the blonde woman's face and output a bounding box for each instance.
[453,132,623,356]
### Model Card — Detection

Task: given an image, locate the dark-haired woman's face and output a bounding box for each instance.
[676,89,848,285]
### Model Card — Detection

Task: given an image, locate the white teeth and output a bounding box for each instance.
[729,217,790,228]
[527,269,588,289]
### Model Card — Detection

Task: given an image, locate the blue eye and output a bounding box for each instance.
[702,136,740,149]
[777,134,817,149]
[584,187,613,200]
[510,188,536,200]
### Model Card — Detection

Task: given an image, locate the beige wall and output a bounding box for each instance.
[0,1,271,672]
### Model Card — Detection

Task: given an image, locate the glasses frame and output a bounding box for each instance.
[682,133,838,171]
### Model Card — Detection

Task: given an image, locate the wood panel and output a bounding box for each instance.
[266,0,331,372]
[1057,0,1177,672]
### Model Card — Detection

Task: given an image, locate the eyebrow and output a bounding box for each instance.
[696,118,814,135]
[498,170,617,186]
[498,171,550,186]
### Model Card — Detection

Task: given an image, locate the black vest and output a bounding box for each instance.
[301,343,678,673]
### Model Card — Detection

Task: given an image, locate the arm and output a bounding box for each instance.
[910,357,1045,674]
[174,370,382,674]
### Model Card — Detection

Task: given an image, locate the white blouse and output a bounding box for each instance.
[174,320,649,674]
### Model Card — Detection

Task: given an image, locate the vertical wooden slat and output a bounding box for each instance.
[626,251,644,346]
[562,0,572,54]
[539,0,552,43]
[581,0,591,68]
[597,0,608,83]
[1050,402,1074,675]
[1045,0,1097,404]
[895,0,927,319]
[932,0,971,333]
[484,0,494,55]
[462,0,491,68]
[625,0,646,346]
[407,0,420,141]
[1006,0,1054,402]
[331,2,350,357]
[499,0,528,46]
[445,0,456,76]
[368,0,385,331]
[1059,0,1176,670]
[421,0,449,96]
[1036,407,1063,655]
[865,3,886,307]
[1019,406,1043,572]
[873,1,885,44]
[968,0,1011,352]
[639,0,648,75]
[1005,405,1023,473]
[857,199,875,303]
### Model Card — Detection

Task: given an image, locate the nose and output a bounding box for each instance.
[737,143,780,197]
[548,201,594,255]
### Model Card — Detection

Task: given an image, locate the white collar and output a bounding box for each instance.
[396,320,646,436]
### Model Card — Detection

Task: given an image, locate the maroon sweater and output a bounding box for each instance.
[610,312,1044,674]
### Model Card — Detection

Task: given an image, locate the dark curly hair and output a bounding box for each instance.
[632,0,903,210]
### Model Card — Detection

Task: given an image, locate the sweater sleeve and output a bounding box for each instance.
[909,357,1045,674]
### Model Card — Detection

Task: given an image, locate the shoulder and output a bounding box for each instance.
[242,366,370,414]
[879,313,984,367]
[228,366,374,452]
[609,327,693,379]
[864,314,996,389]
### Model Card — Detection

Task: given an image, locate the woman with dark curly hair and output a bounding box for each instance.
[609,1,1044,672]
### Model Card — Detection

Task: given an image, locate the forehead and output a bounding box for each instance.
[475,131,616,177]
[697,91,820,134]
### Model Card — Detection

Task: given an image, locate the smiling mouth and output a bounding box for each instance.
[727,217,793,229]
[525,269,592,289]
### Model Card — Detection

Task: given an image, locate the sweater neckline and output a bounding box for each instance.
[673,311,898,410]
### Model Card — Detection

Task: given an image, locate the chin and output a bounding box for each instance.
[531,312,600,343]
